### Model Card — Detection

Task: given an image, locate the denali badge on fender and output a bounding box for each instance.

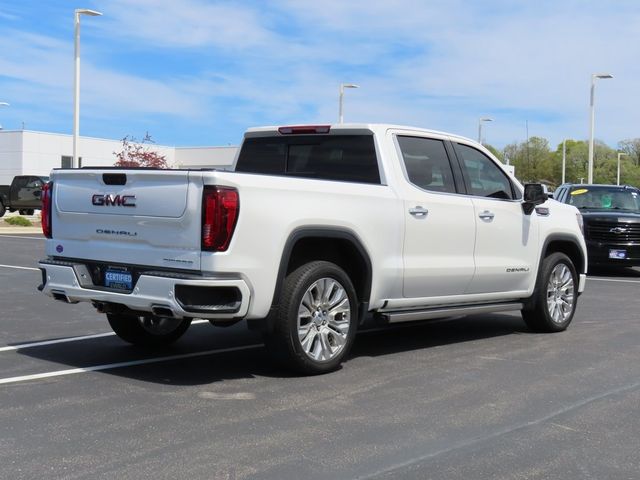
[92,194,136,207]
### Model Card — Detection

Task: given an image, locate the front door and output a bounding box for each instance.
[453,142,538,294]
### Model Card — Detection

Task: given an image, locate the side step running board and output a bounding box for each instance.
[382,302,523,324]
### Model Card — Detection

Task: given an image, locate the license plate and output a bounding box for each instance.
[609,249,627,259]
[105,267,133,290]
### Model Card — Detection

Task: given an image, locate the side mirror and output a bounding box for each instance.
[522,183,548,215]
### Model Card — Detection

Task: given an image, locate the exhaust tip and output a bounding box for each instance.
[52,290,70,303]
[151,305,174,318]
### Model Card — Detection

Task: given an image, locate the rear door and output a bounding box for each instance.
[395,134,476,298]
[49,169,205,271]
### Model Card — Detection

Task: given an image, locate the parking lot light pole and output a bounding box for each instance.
[617,152,628,185]
[73,8,102,169]
[562,139,566,184]
[587,73,613,184]
[478,117,492,144]
[338,83,359,123]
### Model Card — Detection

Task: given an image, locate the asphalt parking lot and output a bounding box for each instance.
[1,232,639,480]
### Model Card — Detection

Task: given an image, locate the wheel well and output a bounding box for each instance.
[544,240,585,274]
[286,236,372,303]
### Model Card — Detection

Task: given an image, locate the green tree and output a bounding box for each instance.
[618,138,640,166]
[503,137,552,184]
[551,140,588,185]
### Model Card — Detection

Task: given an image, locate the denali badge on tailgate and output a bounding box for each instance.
[92,194,136,207]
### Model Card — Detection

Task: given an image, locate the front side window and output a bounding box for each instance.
[456,143,516,200]
[397,136,457,193]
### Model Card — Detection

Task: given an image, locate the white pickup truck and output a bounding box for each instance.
[38,124,587,374]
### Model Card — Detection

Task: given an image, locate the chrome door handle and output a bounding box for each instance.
[478,210,495,220]
[409,206,429,217]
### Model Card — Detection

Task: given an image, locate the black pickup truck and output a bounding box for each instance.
[0,175,49,217]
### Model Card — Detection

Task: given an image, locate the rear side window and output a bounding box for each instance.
[235,135,380,184]
[397,136,457,193]
[455,143,517,200]
[13,177,30,188]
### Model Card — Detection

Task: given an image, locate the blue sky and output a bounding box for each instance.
[1,0,639,149]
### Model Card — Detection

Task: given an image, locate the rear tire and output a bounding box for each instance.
[0,201,5,218]
[522,252,578,332]
[107,313,192,347]
[264,261,358,375]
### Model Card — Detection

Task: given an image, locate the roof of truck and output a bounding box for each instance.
[245,123,478,145]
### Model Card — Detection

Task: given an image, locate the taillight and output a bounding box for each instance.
[202,186,239,252]
[41,181,53,239]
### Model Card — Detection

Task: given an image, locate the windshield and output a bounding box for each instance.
[568,186,640,212]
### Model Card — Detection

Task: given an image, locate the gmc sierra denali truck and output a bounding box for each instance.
[38,124,588,374]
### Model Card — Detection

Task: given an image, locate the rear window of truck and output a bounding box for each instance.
[235,135,381,184]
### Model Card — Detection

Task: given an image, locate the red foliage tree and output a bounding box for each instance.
[114,133,168,168]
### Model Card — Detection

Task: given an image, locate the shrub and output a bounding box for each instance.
[4,216,33,227]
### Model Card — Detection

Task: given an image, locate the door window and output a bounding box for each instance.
[456,143,518,200]
[26,178,43,188]
[397,136,457,193]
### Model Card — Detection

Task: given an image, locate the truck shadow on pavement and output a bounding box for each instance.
[17,313,531,386]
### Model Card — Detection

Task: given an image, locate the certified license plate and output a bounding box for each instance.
[609,249,627,260]
[105,267,133,290]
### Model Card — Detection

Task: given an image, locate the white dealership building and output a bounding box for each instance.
[0,129,238,185]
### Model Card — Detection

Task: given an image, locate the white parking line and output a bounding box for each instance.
[0,343,264,385]
[0,319,210,352]
[0,264,39,271]
[588,277,640,284]
[0,332,115,352]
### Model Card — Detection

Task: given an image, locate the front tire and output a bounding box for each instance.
[107,313,192,347]
[0,201,5,218]
[522,252,578,332]
[265,261,358,375]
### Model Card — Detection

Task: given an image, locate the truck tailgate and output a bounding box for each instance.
[48,169,205,271]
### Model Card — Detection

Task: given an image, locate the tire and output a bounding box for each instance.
[25,209,34,216]
[0,201,5,218]
[522,252,578,332]
[264,261,358,375]
[18,209,26,215]
[107,313,192,347]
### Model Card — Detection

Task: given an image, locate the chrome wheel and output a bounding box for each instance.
[297,278,351,362]
[546,263,575,324]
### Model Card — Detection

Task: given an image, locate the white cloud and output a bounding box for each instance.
[1,1,640,149]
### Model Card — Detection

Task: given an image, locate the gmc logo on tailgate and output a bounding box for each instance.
[92,194,136,207]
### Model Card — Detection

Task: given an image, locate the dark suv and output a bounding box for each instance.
[554,184,640,267]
